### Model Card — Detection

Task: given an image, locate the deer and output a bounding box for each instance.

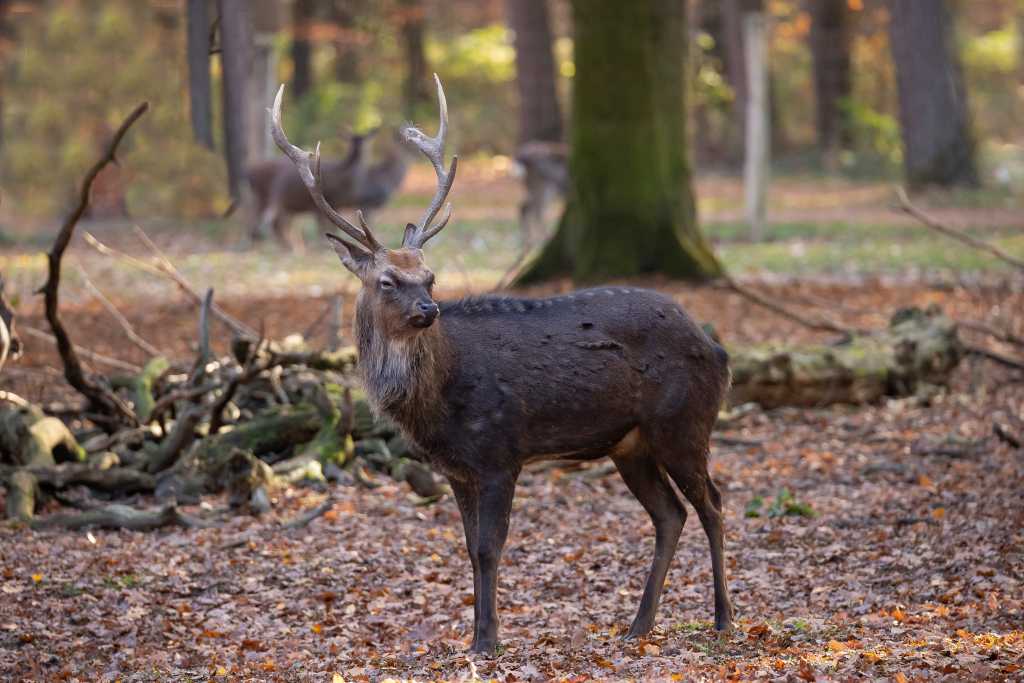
[246,128,413,250]
[271,75,735,656]
[514,139,568,249]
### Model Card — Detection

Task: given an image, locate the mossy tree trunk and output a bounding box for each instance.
[516,0,722,284]
[888,0,978,188]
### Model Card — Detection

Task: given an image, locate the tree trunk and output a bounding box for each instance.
[516,0,722,284]
[888,0,978,188]
[186,0,214,150]
[398,0,430,120]
[331,0,362,84]
[217,0,252,200]
[291,0,314,98]
[507,0,563,145]
[743,12,769,241]
[809,0,852,166]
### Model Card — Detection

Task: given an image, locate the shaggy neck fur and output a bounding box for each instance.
[354,292,450,444]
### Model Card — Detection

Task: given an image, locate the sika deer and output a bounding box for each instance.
[271,76,734,655]
[247,128,413,250]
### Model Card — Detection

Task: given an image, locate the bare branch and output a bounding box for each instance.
[895,187,1024,271]
[19,326,141,373]
[718,275,855,337]
[78,265,160,357]
[83,229,257,339]
[36,102,148,428]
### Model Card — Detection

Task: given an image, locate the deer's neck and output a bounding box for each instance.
[354,295,451,444]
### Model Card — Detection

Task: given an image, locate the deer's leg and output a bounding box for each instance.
[471,472,517,655]
[662,453,734,632]
[612,454,686,638]
[449,479,481,650]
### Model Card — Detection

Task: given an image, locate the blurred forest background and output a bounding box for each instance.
[0,3,1022,679]
[0,0,1021,222]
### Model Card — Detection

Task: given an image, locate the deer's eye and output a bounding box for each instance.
[379,278,396,290]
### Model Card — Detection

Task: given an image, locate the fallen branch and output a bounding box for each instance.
[959,320,1024,349]
[4,462,155,494]
[77,265,160,357]
[966,345,1024,372]
[37,102,148,429]
[133,226,258,338]
[82,230,257,339]
[31,503,214,531]
[719,275,854,337]
[282,495,335,529]
[895,187,1024,271]
[19,326,141,373]
[0,273,18,371]
[994,423,1021,449]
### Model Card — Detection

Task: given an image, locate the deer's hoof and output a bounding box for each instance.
[468,640,498,657]
[623,623,654,640]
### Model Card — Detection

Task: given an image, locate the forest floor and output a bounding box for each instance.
[1,170,1023,680]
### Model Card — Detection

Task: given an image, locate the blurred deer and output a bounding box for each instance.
[515,140,568,248]
[246,128,412,250]
[272,75,734,655]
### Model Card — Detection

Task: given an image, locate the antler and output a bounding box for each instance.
[401,74,459,249]
[269,85,383,253]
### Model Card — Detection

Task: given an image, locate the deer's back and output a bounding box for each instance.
[429,287,728,470]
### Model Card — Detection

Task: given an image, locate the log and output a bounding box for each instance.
[5,470,37,521]
[128,357,170,423]
[0,406,85,467]
[30,503,214,531]
[728,306,962,409]
[27,463,154,495]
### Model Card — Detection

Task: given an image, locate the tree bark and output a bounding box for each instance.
[291,0,314,98]
[888,0,978,188]
[186,0,214,150]
[517,0,722,284]
[809,0,852,164]
[398,0,430,120]
[217,0,252,200]
[743,12,769,241]
[507,0,563,145]
[331,0,363,84]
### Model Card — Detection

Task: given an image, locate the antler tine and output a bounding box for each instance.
[402,74,459,249]
[269,85,382,252]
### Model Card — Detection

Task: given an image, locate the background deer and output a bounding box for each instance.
[514,139,568,249]
[246,128,412,250]
[271,76,734,655]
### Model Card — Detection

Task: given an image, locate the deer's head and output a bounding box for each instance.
[270,75,457,337]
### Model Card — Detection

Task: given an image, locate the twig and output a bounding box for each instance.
[967,345,1024,372]
[994,423,1021,449]
[19,326,141,373]
[327,294,343,351]
[719,275,853,337]
[36,102,148,429]
[189,288,214,387]
[959,320,1024,349]
[282,495,335,529]
[82,229,257,339]
[492,248,531,293]
[0,273,18,371]
[77,265,161,357]
[0,390,29,407]
[895,187,1024,271]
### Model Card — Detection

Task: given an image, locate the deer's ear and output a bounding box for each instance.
[403,223,417,245]
[325,233,374,276]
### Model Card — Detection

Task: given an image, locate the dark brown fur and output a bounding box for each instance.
[352,278,734,654]
[270,77,734,656]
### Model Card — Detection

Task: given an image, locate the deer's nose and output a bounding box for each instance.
[410,300,439,328]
